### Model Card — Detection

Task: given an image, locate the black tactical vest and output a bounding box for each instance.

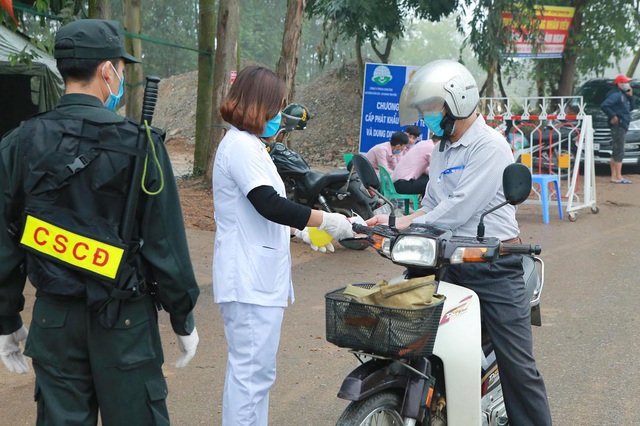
[12,109,159,325]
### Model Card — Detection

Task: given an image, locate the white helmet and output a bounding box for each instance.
[399,59,479,126]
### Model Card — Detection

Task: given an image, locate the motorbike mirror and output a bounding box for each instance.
[351,154,380,190]
[338,237,369,250]
[477,163,532,240]
[503,163,532,205]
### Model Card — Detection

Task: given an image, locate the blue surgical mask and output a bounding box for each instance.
[261,112,282,137]
[102,62,124,111]
[393,149,403,154]
[423,113,445,137]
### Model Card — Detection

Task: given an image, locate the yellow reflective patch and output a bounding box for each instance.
[20,215,124,280]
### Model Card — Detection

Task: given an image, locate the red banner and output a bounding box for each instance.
[502,5,575,58]
[0,0,18,25]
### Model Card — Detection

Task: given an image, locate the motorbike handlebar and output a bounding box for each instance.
[352,223,372,234]
[352,223,543,256]
[500,244,542,255]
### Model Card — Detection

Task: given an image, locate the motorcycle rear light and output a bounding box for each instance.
[450,247,489,264]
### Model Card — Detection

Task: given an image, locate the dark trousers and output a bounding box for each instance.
[24,294,169,426]
[442,254,552,426]
[393,174,429,195]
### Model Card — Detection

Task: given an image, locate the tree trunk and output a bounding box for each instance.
[122,0,143,121]
[88,0,110,19]
[535,61,545,97]
[276,0,305,103]
[355,36,364,96]
[193,0,216,176]
[627,48,640,78]
[555,0,584,96]
[496,61,507,98]
[484,59,497,98]
[370,38,393,64]
[204,0,239,183]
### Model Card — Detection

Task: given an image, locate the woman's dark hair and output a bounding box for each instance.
[55,39,120,84]
[219,66,286,135]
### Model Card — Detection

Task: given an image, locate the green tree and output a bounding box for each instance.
[626,0,640,77]
[122,0,143,120]
[112,0,200,78]
[239,0,286,69]
[306,0,458,90]
[390,18,466,65]
[193,0,215,176]
[88,0,110,18]
[463,1,541,97]
[277,0,306,102]
[526,0,636,95]
[204,0,239,184]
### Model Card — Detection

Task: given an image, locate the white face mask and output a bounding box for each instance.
[621,83,631,91]
[102,62,124,111]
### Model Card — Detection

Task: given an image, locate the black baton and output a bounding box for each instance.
[121,76,161,244]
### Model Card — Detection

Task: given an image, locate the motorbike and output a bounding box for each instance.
[327,154,545,425]
[261,119,385,220]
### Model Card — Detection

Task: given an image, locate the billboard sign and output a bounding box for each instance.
[502,5,575,58]
[359,63,428,153]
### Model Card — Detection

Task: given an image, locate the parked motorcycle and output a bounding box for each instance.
[326,154,544,425]
[261,103,385,219]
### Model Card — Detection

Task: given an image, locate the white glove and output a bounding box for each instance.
[175,327,199,368]
[318,212,354,241]
[0,325,29,374]
[294,228,335,253]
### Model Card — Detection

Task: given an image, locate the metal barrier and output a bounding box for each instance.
[480,96,598,221]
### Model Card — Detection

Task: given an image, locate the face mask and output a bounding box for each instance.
[393,149,403,154]
[423,113,445,137]
[621,83,631,91]
[102,62,124,111]
[261,112,282,137]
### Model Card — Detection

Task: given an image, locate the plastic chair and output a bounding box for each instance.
[531,174,563,224]
[378,165,420,215]
[343,153,354,168]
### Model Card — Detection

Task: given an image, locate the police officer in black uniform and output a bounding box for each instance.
[0,19,200,425]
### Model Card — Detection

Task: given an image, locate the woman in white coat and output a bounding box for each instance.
[212,65,354,425]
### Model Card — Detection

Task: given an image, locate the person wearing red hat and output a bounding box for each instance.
[601,74,637,183]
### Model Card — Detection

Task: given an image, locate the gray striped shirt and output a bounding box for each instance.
[414,115,520,241]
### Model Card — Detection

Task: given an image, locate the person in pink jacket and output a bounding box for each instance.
[403,125,422,152]
[365,131,408,173]
[391,134,439,195]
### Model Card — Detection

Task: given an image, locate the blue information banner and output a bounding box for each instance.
[359,63,428,153]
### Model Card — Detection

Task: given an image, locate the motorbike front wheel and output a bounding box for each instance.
[336,391,404,426]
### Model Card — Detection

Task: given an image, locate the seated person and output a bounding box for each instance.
[403,125,422,152]
[365,131,408,173]
[391,134,439,195]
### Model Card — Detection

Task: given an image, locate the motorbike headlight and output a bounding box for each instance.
[391,235,437,267]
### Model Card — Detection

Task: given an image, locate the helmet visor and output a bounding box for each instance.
[399,78,445,126]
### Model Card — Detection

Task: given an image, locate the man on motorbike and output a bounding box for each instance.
[366,59,552,426]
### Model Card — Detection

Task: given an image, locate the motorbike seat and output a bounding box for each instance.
[303,169,352,198]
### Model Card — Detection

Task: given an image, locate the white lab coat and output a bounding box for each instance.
[212,126,294,306]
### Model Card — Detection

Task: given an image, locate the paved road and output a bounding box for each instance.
[2,174,640,425]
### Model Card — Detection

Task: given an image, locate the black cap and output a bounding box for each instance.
[54,19,141,64]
